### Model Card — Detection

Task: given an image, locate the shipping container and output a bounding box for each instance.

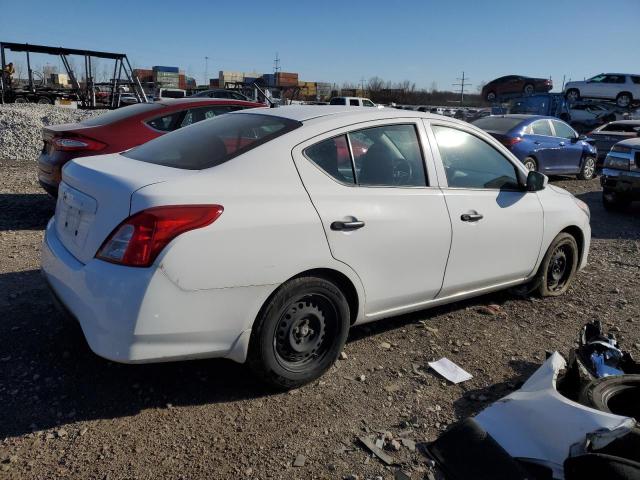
[153,65,179,73]
[209,79,220,88]
[276,72,299,87]
[262,73,276,87]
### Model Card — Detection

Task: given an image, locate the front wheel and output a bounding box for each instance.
[578,156,596,180]
[486,91,497,102]
[523,83,535,95]
[535,233,579,297]
[247,276,350,389]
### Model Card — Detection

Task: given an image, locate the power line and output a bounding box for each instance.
[452,71,471,106]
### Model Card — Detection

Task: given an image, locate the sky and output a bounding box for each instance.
[1,0,639,93]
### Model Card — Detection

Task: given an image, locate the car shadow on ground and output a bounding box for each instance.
[0,193,55,231]
[0,268,529,440]
[575,190,640,240]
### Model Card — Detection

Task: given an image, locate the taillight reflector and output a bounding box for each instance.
[500,137,522,148]
[96,205,224,267]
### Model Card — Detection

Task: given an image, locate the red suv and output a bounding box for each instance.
[37,98,265,196]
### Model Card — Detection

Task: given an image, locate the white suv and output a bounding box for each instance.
[564,73,640,108]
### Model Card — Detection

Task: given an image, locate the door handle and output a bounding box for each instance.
[534,141,541,145]
[559,142,566,146]
[331,220,365,231]
[460,212,483,222]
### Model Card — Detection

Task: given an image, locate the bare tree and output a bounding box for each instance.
[367,76,385,92]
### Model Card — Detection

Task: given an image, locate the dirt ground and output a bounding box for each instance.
[1,156,639,480]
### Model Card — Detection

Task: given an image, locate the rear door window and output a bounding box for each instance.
[146,111,183,131]
[349,124,426,187]
[531,120,553,136]
[179,106,240,128]
[330,98,346,105]
[349,99,359,106]
[124,113,301,170]
[551,120,577,139]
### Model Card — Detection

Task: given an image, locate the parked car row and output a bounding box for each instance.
[40,105,591,388]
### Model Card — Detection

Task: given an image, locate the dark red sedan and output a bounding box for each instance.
[37,98,265,196]
[481,75,553,103]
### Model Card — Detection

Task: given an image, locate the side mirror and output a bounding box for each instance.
[526,170,548,192]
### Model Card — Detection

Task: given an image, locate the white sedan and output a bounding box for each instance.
[41,106,591,388]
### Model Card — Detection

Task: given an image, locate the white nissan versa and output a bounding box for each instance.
[41,106,591,388]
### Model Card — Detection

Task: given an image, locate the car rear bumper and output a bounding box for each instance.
[41,218,275,364]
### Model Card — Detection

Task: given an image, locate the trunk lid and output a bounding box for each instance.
[55,153,192,264]
[42,123,104,156]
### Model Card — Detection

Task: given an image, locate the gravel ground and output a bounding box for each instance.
[0,104,100,162]
[0,109,639,479]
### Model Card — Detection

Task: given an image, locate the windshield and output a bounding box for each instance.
[80,103,162,126]
[472,117,523,133]
[122,113,301,170]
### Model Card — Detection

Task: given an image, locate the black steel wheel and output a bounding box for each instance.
[248,276,350,389]
[535,232,579,297]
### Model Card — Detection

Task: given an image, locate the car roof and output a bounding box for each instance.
[233,105,434,123]
[155,98,261,107]
[490,114,557,121]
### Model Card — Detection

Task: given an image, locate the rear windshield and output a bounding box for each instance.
[472,117,523,133]
[122,113,301,170]
[81,103,162,126]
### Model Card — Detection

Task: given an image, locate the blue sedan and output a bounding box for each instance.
[472,114,597,180]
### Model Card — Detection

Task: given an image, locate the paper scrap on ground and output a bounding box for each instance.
[428,357,473,384]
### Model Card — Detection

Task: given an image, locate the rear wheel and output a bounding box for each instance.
[535,233,579,297]
[247,276,350,389]
[523,83,535,95]
[13,96,28,103]
[616,92,632,108]
[486,91,497,102]
[566,89,580,103]
[523,157,538,172]
[37,96,53,105]
[603,189,631,211]
[578,156,596,180]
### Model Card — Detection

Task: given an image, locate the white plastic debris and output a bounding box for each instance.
[428,357,473,384]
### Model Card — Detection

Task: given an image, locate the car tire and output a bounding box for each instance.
[523,157,538,172]
[566,89,580,103]
[37,96,53,105]
[486,91,497,102]
[534,232,579,297]
[247,276,350,390]
[579,375,640,418]
[14,96,28,103]
[523,83,535,95]
[616,92,632,108]
[578,156,596,180]
[603,189,631,211]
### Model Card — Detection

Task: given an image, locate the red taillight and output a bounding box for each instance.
[96,205,224,267]
[52,136,107,152]
[500,137,522,148]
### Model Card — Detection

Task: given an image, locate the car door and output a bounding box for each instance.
[550,120,583,173]
[426,121,543,296]
[292,120,452,317]
[527,119,559,172]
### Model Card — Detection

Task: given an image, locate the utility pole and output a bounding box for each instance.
[360,76,366,95]
[204,56,209,87]
[452,71,471,106]
[273,53,281,74]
